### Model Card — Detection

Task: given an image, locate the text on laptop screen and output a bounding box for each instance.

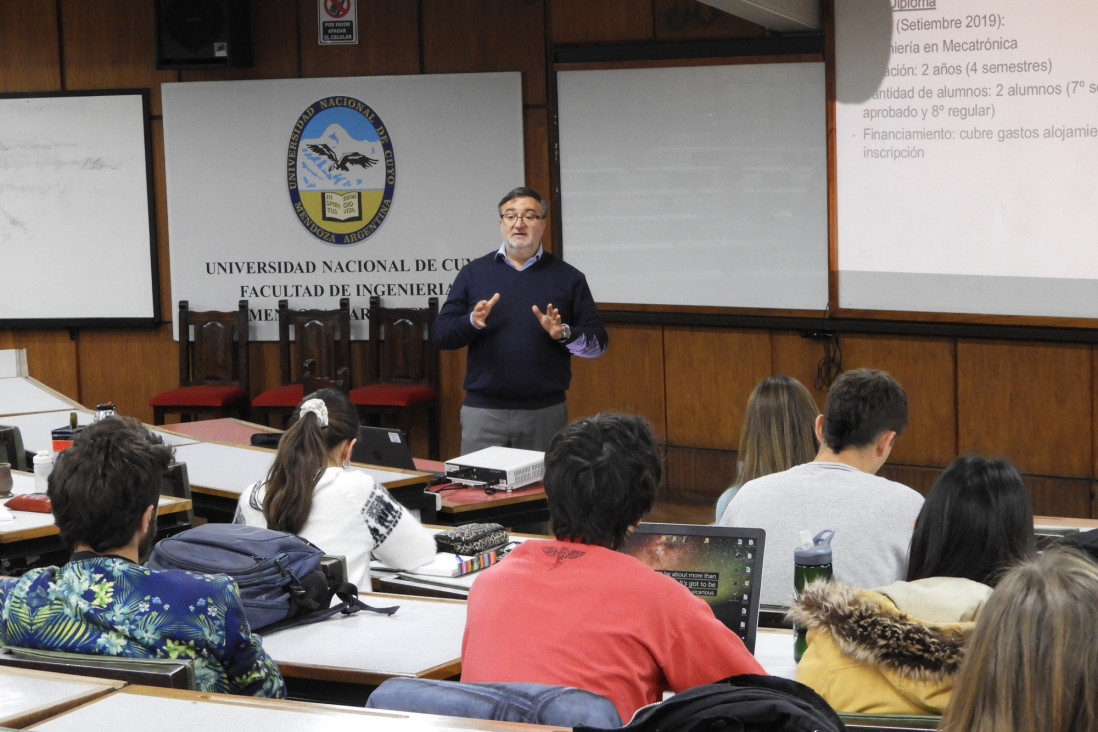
[621,523,765,652]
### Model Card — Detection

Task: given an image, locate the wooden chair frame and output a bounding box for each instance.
[150,300,250,425]
[350,296,439,459]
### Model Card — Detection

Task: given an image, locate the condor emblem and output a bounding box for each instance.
[287,96,395,245]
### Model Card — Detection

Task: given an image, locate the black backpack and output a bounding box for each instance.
[578,674,845,732]
[147,523,397,633]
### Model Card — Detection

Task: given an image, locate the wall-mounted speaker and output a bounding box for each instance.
[156,0,253,69]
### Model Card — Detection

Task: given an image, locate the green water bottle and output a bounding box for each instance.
[793,528,834,662]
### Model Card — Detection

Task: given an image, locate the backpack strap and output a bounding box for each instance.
[259,581,399,635]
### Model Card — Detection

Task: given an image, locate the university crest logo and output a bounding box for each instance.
[287,96,395,245]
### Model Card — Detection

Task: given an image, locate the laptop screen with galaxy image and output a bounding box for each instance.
[621,522,766,653]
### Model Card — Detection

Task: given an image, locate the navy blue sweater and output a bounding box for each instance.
[432,251,607,410]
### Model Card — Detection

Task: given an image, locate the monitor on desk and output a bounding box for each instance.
[621,522,766,653]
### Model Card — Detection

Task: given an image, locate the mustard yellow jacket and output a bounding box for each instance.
[787,577,991,715]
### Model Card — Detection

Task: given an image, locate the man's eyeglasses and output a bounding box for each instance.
[501,213,543,224]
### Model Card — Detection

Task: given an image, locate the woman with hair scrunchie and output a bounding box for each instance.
[234,388,436,588]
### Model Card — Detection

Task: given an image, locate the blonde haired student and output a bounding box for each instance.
[940,547,1098,732]
[715,374,818,521]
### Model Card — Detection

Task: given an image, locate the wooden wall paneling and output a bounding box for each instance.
[828,333,956,469]
[664,445,736,504]
[151,119,173,319]
[878,464,941,498]
[1094,343,1098,482]
[0,0,62,92]
[76,325,176,421]
[770,330,831,412]
[422,0,547,107]
[653,0,769,41]
[182,0,300,82]
[548,0,655,45]
[569,323,667,436]
[524,108,553,250]
[60,0,177,115]
[958,340,1092,479]
[1027,475,1091,520]
[663,326,771,450]
[0,330,80,400]
[249,341,283,401]
[436,348,467,459]
[298,0,420,78]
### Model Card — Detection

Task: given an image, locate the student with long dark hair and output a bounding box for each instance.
[789,455,1035,715]
[235,388,436,588]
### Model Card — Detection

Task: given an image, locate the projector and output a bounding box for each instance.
[444,447,545,491]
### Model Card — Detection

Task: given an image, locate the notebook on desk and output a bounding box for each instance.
[351,426,418,471]
[621,522,766,653]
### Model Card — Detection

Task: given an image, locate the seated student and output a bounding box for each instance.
[719,368,924,607]
[0,417,285,698]
[789,455,1036,715]
[715,374,819,522]
[939,547,1098,732]
[235,388,436,588]
[461,413,767,722]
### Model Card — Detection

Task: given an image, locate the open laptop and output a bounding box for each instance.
[350,425,418,471]
[621,522,766,653]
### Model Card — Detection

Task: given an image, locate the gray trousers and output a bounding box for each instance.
[460,402,568,454]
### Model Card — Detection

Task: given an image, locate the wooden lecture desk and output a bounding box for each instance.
[259,593,466,706]
[25,684,569,732]
[0,472,193,574]
[160,419,438,522]
[0,666,125,729]
[163,419,549,529]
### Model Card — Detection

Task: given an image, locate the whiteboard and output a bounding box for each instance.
[835,0,1098,318]
[557,61,828,310]
[0,90,158,326]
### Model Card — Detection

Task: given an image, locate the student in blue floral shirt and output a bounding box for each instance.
[0,417,285,698]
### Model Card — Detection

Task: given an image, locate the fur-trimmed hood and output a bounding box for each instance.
[788,579,984,682]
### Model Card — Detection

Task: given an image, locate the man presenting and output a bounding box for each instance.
[433,186,607,452]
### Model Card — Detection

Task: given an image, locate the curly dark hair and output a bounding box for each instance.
[48,416,173,553]
[543,413,662,550]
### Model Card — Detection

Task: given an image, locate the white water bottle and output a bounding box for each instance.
[33,450,54,493]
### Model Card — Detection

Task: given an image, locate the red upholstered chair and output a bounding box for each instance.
[150,300,250,425]
[251,298,352,425]
[349,296,440,459]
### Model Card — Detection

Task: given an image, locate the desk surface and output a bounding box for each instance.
[0,410,199,455]
[260,593,466,686]
[29,684,568,732]
[0,665,124,729]
[0,377,83,417]
[0,472,192,544]
[435,483,546,515]
[162,421,435,497]
[751,627,798,680]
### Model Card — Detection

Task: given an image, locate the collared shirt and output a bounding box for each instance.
[494,242,544,271]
